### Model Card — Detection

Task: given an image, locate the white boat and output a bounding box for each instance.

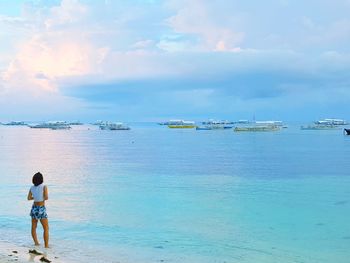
[3,121,27,126]
[200,119,233,129]
[202,119,234,125]
[234,120,282,132]
[68,121,83,125]
[315,118,348,125]
[234,125,280,132]
[28,121,71,130]
[167,120,196,128]
[159,119,188,126]
[236,120,250,124]
[99,122,130,130]
[92,120,105,125]
[300,124,341,130]
[254,120,284,127]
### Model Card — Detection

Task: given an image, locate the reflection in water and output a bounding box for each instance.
[0,125,350,262]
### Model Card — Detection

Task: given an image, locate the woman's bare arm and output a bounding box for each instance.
[43,185,49,200]
[27,190,33,200]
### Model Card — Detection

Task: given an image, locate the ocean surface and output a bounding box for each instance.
[0,124,350,262]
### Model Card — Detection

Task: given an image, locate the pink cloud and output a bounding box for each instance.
[166,0,244,52]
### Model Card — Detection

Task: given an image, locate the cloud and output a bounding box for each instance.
[1,0,350,121]
[1,0,109,93]
[165,0,244,52]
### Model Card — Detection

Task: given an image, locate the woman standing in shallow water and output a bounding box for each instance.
[27,172,49,248]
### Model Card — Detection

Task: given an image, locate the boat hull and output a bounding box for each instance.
[300,125,341,130]
[109,127,130,130]
[345,129,350,135]
[168,125,196,129]
[234,126,280,132]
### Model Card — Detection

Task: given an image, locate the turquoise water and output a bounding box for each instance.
[0,124,350,262]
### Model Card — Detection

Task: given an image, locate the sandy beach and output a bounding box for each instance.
[0,241,67,263]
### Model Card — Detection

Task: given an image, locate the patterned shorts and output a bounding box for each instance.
[30,205,48,220]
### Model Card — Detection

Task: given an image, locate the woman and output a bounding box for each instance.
[27,172,49,248]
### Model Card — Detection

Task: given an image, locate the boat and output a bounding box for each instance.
[201,119,234,125]
[196,126,212,130]
[196,124,233,130]
[28,121,71,130]
[254,120,284,127]
[99,122,130,130]
[344,128,350,135]
[315,118,348,125]
[158,120,182,125]
[168,120,196,128]
[200,119,234,129]
[92,120,105,125]
[234,120,283,132]
[159,121,182,125]
[300,124,341,130]
[3,121,27,126]
[50,125,72,130]
[234,125,280,132]
[68,121,83,125]
[236,120,250,124]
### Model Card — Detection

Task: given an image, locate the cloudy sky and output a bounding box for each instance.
[0,0,350,122]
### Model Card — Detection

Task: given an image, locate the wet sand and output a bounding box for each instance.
[0,241,63,263]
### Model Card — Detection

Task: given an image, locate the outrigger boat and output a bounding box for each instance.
[99,122,130,130]
[198,119,233,130]
[234,120,282,132]
[196,126,212,130]
[234,125,280,132]
[300,124,341,130]
[28,121,71,130]
[168,120,196,128]
[315,118,348,125]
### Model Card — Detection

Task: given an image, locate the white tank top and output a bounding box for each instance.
[30,184,45,202]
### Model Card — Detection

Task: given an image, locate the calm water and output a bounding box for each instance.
[0,124,350,262]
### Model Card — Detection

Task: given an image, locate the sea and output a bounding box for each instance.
[0,123,349,262]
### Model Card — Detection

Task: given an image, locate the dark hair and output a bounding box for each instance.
[32,172,43,186]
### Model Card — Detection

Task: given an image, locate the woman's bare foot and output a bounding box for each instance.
[35,242,40,246]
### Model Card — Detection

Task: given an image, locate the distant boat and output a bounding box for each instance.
[99,122,130,130]
[315,118,348,125]
[236,120,250,124]
[344,128,350,135]
[234,125,280,132]
[196,126,212,130]
[92,120,105,125]
[199,119,233,129]
[201,119,234,125]
[3,121,27,126]
[28,121,71,130]
[158,120,182,125]
[50,125,72,130]
[196,125,233,130]
[168,120,196,128]
[254,120,284,127]
[68,121,83,125]
[300,124,341,130]
[234,120,283,132]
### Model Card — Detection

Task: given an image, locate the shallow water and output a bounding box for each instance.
[0,124,350,262]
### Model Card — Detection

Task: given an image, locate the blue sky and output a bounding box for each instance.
[0,0,350,122]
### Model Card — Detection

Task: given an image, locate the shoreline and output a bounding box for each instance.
[0,241,65,263]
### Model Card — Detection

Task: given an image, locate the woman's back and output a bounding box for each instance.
[30,184,45,202]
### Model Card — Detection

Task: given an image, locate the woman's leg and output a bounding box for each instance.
[31,218,40,245]
[40,218,49,248]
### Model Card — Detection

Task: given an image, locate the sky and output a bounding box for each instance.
[0,0,350,122]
